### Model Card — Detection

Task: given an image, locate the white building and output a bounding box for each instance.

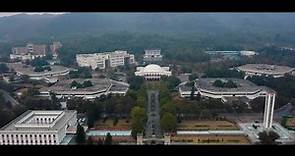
[10,43,47,61]
[143,49,163,62]
[240,51,257,56]
[7,63,69,81]
[39,78,130,99]
[76,50,135,70]
[179,78,276,129]
[135,64,172,80]
[50,42,62,59]
[0,110,77,145]
[236,64,294,78]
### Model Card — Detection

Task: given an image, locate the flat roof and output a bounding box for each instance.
[195,78,268,93]
[40,78,111,93]
[0,110,76,132]
[237,64,294,75]
[40,78,129,94]
[7,63,69,76]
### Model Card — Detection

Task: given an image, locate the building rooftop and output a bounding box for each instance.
[0,110,76,132]
[7,63,69,76]
[40,78,129,94]
[40,78,111,93]
[237,64,294,75]
[195,78,272,93]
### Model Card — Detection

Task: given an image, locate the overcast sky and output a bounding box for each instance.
[0,12,65,17]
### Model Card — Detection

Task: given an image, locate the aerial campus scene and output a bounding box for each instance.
[0,13,295,145]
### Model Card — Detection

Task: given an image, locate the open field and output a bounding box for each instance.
[171,135,250,144]
[94,119,131,130]
[177,120,239,131]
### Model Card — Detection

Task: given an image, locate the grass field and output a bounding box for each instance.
[171,135,250,144]
[94,119,131,130]
[177,120,239,131]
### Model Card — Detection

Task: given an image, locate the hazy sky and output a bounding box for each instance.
[0,12,65,17]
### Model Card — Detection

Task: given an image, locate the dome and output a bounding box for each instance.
[143,64,163,72]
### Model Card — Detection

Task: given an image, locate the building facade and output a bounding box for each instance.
[76,50,135,70]
[135,64,172,80]
[50,42,62,59]
[10,43,47,61]
[143,49,163,62]
[0,110,77,145]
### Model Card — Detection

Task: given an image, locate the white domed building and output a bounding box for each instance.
[135,64,172,80]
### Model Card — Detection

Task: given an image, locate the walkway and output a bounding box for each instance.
[145,90,163,140]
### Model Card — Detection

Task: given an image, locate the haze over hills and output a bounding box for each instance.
[1,13,295,45]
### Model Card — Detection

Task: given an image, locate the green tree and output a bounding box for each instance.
[0,63,9,73]
[128,76,144,90]
[160,112,177,132]
[70,80,80,88]
[82,80,93,88]
[130,106,147,138]
[258,131,280,145]
[213,80,224,87]
[189,73,198,81]
[104,133,113,145]
[76,123,86,144]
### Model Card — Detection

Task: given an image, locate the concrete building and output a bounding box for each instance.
[0,110,77,145]
[236,64,294,78]
[50,42,62,59]
[39,78,129,99]
[179,78,276,129]
[76,50,135,70]
[143,49,163,62]
[135,64,172,80]
[240,51,257,56]
[10,43,47,61]
[7,63,69,82]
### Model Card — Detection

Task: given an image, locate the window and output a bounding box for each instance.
[30,135,32,138]
[39,135,41,138]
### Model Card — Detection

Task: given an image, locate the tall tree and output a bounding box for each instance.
[104,133,113,145]
[130,106,147,138]
[160,112,177,132]
[76,123,86,144]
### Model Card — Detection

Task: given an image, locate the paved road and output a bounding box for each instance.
[0,89,20,106]
[145,90,163,139]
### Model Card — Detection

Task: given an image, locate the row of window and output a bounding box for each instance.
[1,139,57,144]
[1,134,56,139]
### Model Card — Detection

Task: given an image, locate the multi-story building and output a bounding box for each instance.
[143,49,163,62]
[50,42,62,59]
[10,43,47,61]
[0,110,77,145]
[236,64,294,78]
[76,50,135,70]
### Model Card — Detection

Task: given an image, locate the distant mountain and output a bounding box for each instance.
[1,13,295,43]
